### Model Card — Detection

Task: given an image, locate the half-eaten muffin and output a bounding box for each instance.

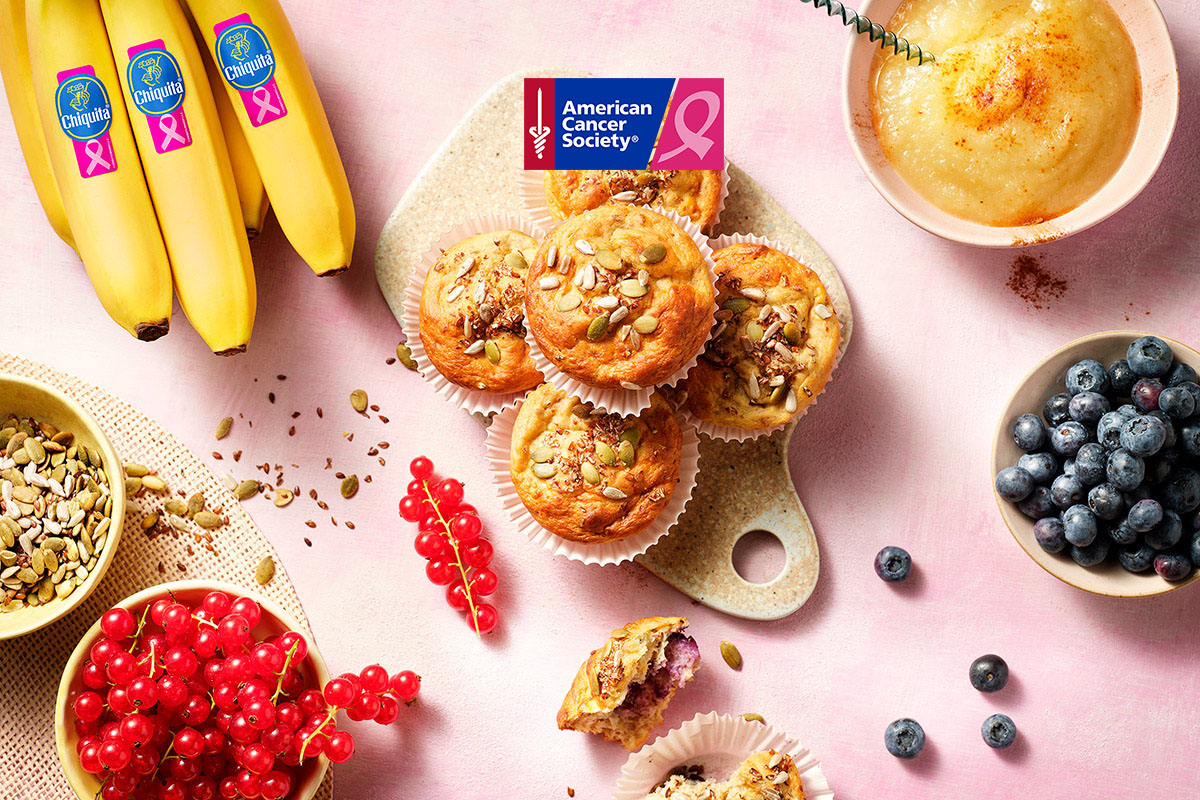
[644,750,805,799]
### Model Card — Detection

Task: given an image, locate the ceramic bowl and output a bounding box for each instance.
[0,373,125,640]
[55,580,332,800]
[992,331,1200,597]
[842,0,1179,247]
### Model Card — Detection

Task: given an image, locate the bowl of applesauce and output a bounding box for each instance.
[843,0,1178,246]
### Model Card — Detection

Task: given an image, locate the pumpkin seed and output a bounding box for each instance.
[743,713,765,724]
[783,322,802,344]
[124,464,149,478]
[619,428,642,447]
[341,475,359,498]
[165,499,187,516]
[24,438,45,464]
[721,297,751,314]
[747,322,764,342]
[618,279,647,298]
[350,389,368,412]
[530,446,555,463]
[505,252,528,271]
[142,513,159,530]
[556,292,582,312]
[617,440,636,466]
[595,249,622,271]
[124,477,142,495]
[187,492,205,517]
[531,462,557,479]
[396,343,418,370]
[235,480,260,500]
[484,340,501,364]
[216,417,233,440]
[595,442,617,466]
[641,243,666,264]
[720,640,743,670]
[274,488,294,507]
[580,462,601,484]
[768,385,786,404]
[255,556,276,585]
[194,511,223,529]
[586,315,609,341]
[632,315,659,335]
[141,475,166,492]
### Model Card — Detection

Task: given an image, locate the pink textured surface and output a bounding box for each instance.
[1,1,1198,798]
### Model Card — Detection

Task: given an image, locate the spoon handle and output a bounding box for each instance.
[801,0,936,64]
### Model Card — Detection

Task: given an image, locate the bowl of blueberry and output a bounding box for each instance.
[992,332,1200,597]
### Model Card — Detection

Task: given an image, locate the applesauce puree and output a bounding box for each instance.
[869,0,1141,226]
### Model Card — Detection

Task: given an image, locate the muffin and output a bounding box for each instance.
[682,243,840,430]
[543,170,724,231]
[525,205,714,391]
[509,383,683,543]
[644,751,805,800]
[557,616,700,750]
[418,230,542,393]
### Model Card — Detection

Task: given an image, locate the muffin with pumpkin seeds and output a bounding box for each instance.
[525,205,714,392]
[419,230,543,393]
[682,242,840,430]
[543,169,724,231]
[509,383,682,543]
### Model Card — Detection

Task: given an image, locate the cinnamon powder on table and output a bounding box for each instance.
[1007,253,1067,309]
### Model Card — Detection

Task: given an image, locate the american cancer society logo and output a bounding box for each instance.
[524,78,723,170]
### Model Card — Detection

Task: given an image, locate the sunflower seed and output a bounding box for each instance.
[773,342,794,360]
[596,296,620,310]
[484,340,501,364]
[786,390,799,413]
[580,264,596,291]
[721,297,751,314]
[745,377,761,401]
[531,462,557,479]
[641,243,666,264]
[586,315,609,340]
[814,303,833,319]
[602,486,627,500]
[618,279,647,298]
[620,381,640,390]
[350,389,368,412]
[758,305,772,322]
[255,557,275,585]
[473,282,487,304]
[538,276,561,290]
[446,285,464,302]
[741,287,766,301]
[611,190,637,202]
[546,245,558,268]
[454,256,476,279]
[769,753,784,769]
[464,340,486,355]
[595,249,622,271]
[506,252,528,271]
[774,307,792,323]
[340,475,359,498]
[721,640,743,669]
[580,462,601,484]
[574,239,594,255]
[530,446,554,463]
[609,307,629,325]
[632,315,659,334]
[556,293,582,312]
[638,269,650,286]
[769,375,787,387]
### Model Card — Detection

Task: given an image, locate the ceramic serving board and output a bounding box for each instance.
[374,68,853,620]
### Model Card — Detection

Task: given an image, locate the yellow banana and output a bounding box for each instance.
[185,0,354,275]
[26,0,172,341]
[100,0,255,355]
[0,0,73,249]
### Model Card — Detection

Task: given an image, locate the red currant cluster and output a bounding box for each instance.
[71,592,421,800]
[397,456,498,635]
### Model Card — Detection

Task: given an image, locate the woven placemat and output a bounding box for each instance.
[0,353,333,800]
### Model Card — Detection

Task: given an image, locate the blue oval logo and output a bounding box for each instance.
[55,75,113,141]
[127,49,185,115]
[215,23,275,90]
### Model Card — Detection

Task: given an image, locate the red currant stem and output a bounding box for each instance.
[420,480,481,635]
[149,741,176,782]
[299,708,336,762]
[190,612,218,630]
[125,604,153,650]
[270,641,301,703]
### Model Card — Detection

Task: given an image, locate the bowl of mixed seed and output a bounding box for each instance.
[0,374,124,639]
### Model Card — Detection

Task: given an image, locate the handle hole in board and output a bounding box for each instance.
[732,529,786,585]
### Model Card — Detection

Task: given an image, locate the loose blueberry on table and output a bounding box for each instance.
[981,714,1017,749]
[969,654,1009,693]
[874,546,912,582]
[884,718,926,759]
[996,336,1200,582]
[71,594,422,800]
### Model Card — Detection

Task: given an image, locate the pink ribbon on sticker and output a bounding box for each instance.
[650,78,725,170]
[82,139,114,175]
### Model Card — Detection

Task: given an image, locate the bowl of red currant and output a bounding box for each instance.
[54,580,423,800]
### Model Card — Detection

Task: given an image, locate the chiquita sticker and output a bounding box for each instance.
[213,14,287,127]
[55,67,117,178]
[127,42,192,154]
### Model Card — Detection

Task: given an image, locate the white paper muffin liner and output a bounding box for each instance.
[678,233,850,443]
[613,712,833,800]
[484,397,701,566]
[524,208,719,417]
[517,165,730,234]
[399,211,546,416]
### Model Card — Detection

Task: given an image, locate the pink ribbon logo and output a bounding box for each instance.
[82,139,114,175]
[156,114,186,149]
[650,79,725,170]
[250,85,284,126]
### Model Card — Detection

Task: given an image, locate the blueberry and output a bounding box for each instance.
[1050,422,1089,457]
[1159,387,1196,419]
[1051,474,1085,508]
[1132,378,1164,412]
[1062,458,1077,477]
[1145,509,1182,550]
[1071,537,1110,567]
[1068,392,1110,425]
[1153,553,1193,581]
[981,714,1017,749]
[1120,415,1167,458]
[1161,467,1200,513]
[1043,393,1072,426]
[1173,381,1200,411]
[1148,411,1178,449]
[1148,451,1179,484]
[1127,499,1164,533]
[1167,362,1198,387]
[995,467,1034,502]
[1108,519,1139,546]
[1097,411,1128,450]
[1011,414,1046,452]
[1119,543,1156,572]
[1017,452,1058,485]
[1107,449,1145,491]
[1109,359,1137,396]
[1066,359,1110,395]
[1190,530,1200,568]
[1017,487,1054,520]
[1063,504,1098,546]
[874,546,912,582]
[1127,336,1173,378]
[1033,518,1068,553]
[1123,484,1153,509]
[969,654,1009,692]
[1087,483,1124,520]
[1116,403,1139,419]
[884,718,926,759]
[1180,423,1200,458]
[1073,443,1107,486]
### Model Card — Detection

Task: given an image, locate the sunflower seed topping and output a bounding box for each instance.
[574,239,594,255]
[446,285,464,302]
[546,245,558,268]
[602,486,627,500]
[741,287,766,301]
[538,276,561,290]
[464,340,485,355]
[773,342,794,360]
[609,307,629,325]
[580,264,597,291]
[785,390,799,413]
[454,257,476,279]
[814,303,833,319]
[473,282,487,304]
[596,296,620,310]
[745,377,761,401]
[620,381,640,390]
[611,190,637,202]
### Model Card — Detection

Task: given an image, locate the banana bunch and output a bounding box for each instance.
[1,0,354,354]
